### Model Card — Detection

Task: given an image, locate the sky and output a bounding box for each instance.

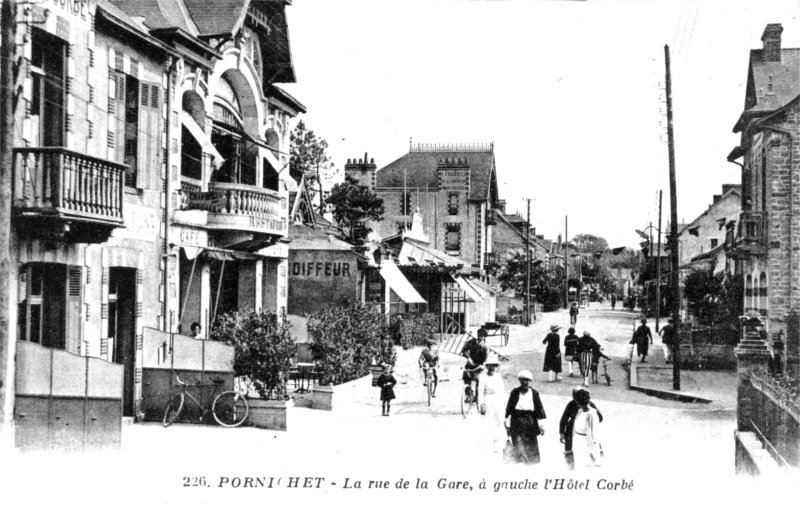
[280,0,800,248]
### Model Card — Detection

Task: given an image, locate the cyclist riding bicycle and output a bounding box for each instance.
[461,332,489,400]
[419,338,440,397]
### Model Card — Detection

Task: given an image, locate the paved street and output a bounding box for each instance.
[5,304,779,505]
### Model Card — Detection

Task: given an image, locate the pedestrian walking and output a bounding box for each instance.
[376,365,397,416]
[610,293,616,310]
[630,318,653,363]
[569,302,579,326]
[542,325,562,382]
[659,319,676,364]
[505,370,546,465]
[577,331,597,387]
[563,328,579,377]
[479,356,506,454]
[559,386,604,470]
[572,389,604,467]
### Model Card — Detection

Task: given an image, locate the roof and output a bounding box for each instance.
[389,237,465,271]
[690,243,726,264]
[503,214,526,224]
[734,47,800,131]
[109,0,198,34]
[376,145,497,202]
[182,0,249,36]
[678,185,741,235]
[288,224,354,251]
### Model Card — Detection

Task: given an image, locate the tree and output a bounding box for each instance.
[325,175,385,241]
[498,253,563,311]
[290,120,334,211]
[683,264,741,328]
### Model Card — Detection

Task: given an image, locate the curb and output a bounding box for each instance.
[628,361,713,404]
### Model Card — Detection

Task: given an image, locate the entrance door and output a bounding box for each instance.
[109,268,136,417]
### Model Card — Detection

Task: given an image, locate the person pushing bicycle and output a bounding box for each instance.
[419,338,440,397]
[461,331,489,401]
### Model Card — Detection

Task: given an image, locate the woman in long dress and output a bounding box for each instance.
[479,356,506,455]
[577,331,597,387]
[572,389,603,467]
[542,325,562,382]
[505,370,546,465]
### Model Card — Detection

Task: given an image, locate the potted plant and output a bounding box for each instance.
[211,310,296,430]
[308,303,384,410]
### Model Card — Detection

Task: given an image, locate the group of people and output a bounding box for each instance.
[630,317,676,364]
[543,325,610,387]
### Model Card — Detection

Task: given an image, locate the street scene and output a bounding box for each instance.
[1,0,800,504]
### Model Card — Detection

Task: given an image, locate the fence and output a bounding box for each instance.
[746,371,800,468]
[679,327,739,369]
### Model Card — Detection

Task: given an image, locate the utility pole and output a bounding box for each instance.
[564,215,569,309]
[665,44,681,391]
[0,0,16,445]
[656,190,663,332]
[525,198,531,327]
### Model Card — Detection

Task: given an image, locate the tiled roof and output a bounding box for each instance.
[376,150,496,201]
[748,48,800,112]
[393,238,465,270]
[288,223,353,251]
[109,0,198,34]
[183,0,248,36]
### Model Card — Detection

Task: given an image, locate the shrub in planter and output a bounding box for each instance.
[308,303,384,386]
[211,310,296,400]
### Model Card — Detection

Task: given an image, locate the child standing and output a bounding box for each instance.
[377,365,397,416]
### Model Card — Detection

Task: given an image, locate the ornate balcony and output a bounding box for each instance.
[483,252,499,268]
[12,147,125,243]
[179,182,287,250]
[727,211,767,258]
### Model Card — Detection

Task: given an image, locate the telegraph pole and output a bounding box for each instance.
[0,0,17,444]
[665,44,681,391]
[525,198,531,327]
[656,190,663,332]
[564,216,569,309]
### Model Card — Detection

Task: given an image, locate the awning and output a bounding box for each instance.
[240,130,284,172]
[182,111,225,163]
[379,261,427,304]
[453,275,484,302]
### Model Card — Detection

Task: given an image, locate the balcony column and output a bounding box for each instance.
[734,328,771,432]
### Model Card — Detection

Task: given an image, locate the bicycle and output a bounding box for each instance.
[601,359,612,386]
[460,366,483,418]
[422,365,438,406]
[163,375,249,428]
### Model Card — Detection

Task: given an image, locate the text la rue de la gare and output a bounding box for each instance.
[210,476,634,492]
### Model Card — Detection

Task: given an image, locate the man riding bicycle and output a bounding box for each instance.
[419,339,440,397]
[461,331,489,400]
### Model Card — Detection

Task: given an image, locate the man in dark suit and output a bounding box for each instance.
[559,386,603,469]
[461,333,488,399]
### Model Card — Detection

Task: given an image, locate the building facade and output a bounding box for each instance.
[1,0,303,445]
[727,23,800,372]
[345,143,500,276]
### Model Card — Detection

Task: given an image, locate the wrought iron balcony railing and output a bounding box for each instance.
[727,211,767,257]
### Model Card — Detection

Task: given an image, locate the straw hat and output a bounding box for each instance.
[517,370,533,381]
[550,325,561,332]
[485,356,500,367]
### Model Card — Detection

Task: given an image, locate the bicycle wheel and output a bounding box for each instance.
[427,375,433,406]
[163,393,184,427]
[212,391,249,427]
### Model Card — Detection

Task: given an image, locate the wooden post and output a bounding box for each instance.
[665,44,681,390]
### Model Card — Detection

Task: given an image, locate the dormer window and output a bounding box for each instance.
[768,75,774,93]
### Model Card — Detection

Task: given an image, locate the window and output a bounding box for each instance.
[18,263,81,350]
[181,125,203,180]
[448,192,459,215]
[112,69,161,188]
[30,29,66,147]
[445,223,461,254]
[399,192,412,215]
[262,157,279,191]
[211,102,258,186]
[710,238,718,249]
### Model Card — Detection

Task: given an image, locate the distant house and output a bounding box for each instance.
[678,184,741,273]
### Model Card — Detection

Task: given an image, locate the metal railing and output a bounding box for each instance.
[13,147,125,223]
[181,182,287,234]
[740,211,768,243]
[747,371,800,468]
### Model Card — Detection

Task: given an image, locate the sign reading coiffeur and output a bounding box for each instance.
[290,262,352,277]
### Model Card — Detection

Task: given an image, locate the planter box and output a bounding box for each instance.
[311,384,334,411]
[246,397,292,431]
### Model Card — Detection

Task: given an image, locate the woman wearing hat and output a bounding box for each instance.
[577,331,598,387]
[505,370,547,464]
[479,356,506,454]
[542,325,563,382]
[572,388,603,467]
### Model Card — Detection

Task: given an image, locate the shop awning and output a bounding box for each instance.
[182,111,225,163]
[453,275,484,302]
[379,261,427,304]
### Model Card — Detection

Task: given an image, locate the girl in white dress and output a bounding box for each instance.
[572,389,603,467]
[479,356,506,454]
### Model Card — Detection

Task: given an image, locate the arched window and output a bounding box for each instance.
[759,272,768,316]
[745,274,753,312]
[211,76,257,186]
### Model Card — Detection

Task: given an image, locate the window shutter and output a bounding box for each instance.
[114,72,126,165]
[138,82,162,190]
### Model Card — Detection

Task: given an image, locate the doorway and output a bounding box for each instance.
[109,268,137,417]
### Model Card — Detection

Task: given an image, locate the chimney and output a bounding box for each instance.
[762,24,783,62]
[497,199,506,214]
[344,152,377,191]
[713,194,721,204]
